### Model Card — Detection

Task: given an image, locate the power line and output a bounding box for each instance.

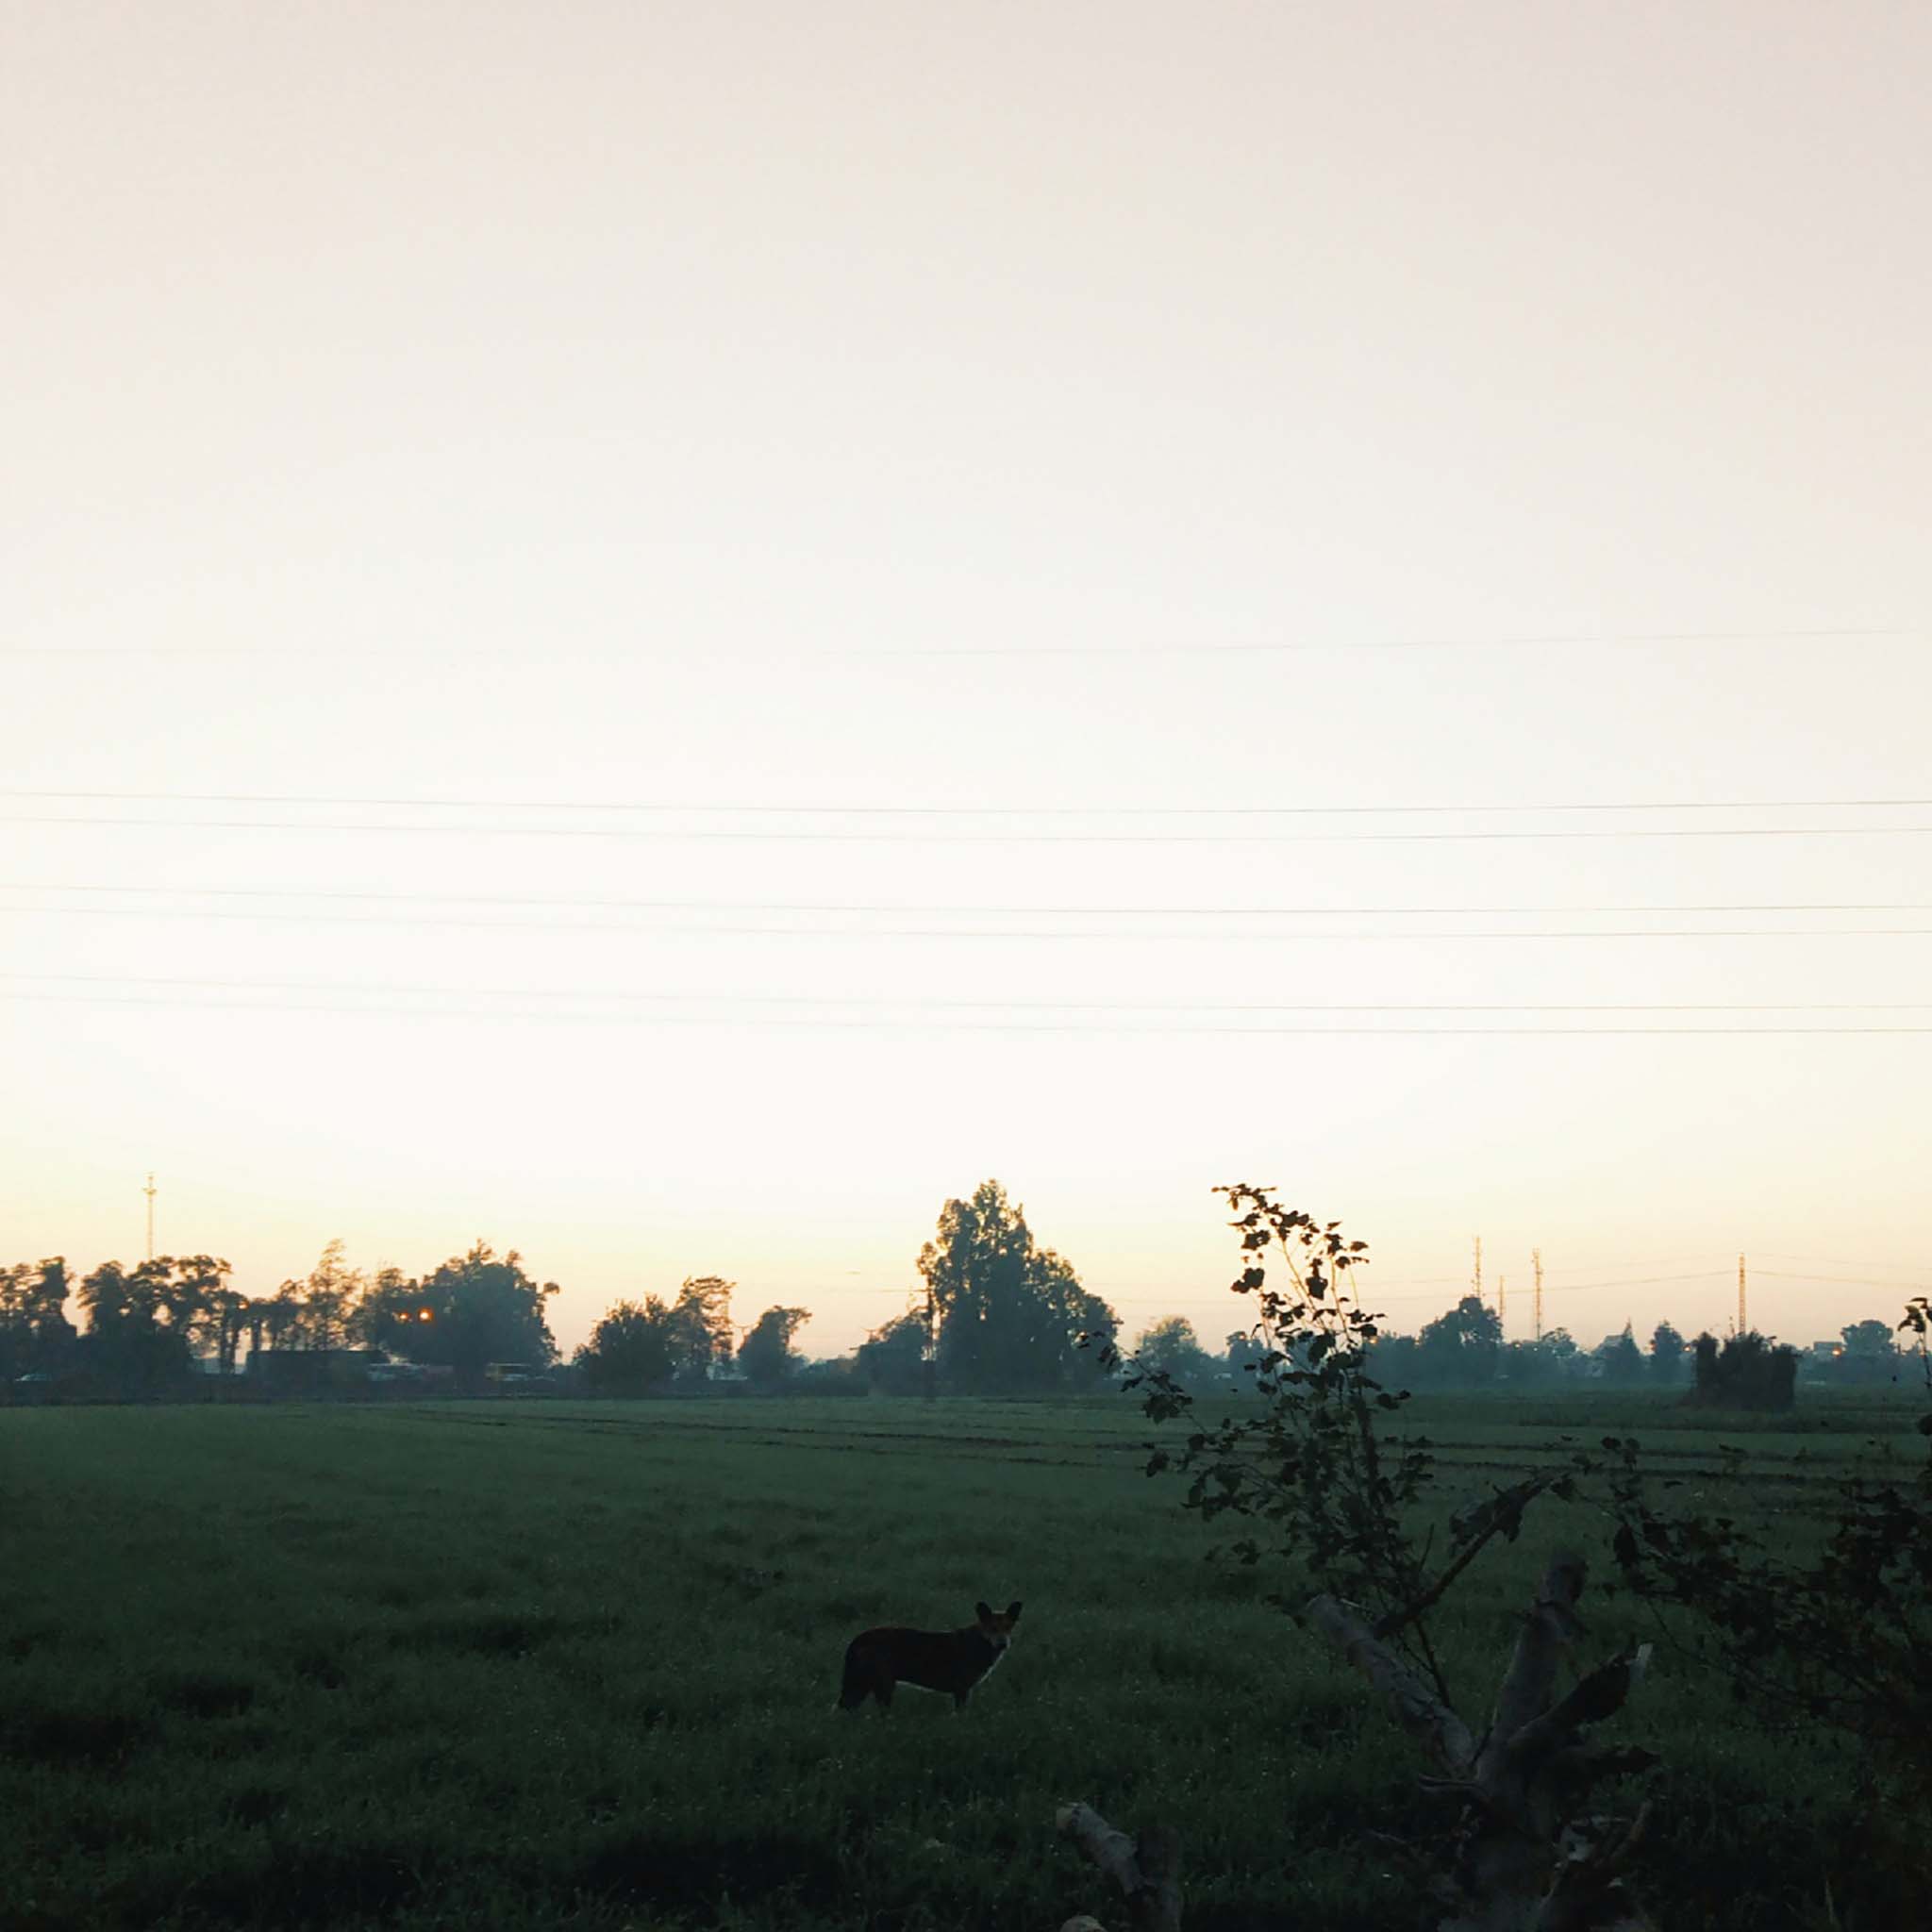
[6,788,1930,816]
[1537,1270,1735,1292]
[8,905,1931,941]
[1753,1253,1930,1278]
[6,973,1929,1013]
[5,989,1929,1034]
[8,814,1932,843]
[1,626,1920,658]
[8,883,1926,914]
[1753,1270,1928,1290]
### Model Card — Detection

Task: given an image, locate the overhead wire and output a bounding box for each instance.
[4,883,1926,915]
[6,971,1930,1014]
[5,788,1930,815]
[7,814,1931,842]
[1,625,1922,658]
[6,905,1928,942]
[3,989,1927,1034]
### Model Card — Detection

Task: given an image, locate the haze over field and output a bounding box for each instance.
[4,1,1927,1356]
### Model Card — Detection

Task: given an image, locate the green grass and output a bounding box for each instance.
[2,1391,1924,1930]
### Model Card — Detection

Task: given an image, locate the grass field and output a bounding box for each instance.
[3,1390,1924,1931]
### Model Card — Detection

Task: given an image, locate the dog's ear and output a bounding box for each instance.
[975,1601,995,1624]
[1006,1601,1023,1623]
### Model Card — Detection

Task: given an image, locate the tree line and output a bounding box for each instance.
[575,1179,1123,1397]
[7,1179,1911,1407]
[1124,1295,1907,1408]
[0,1240,559,1397]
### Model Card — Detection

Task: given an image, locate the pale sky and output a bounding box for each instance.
[4,2,1927,1357]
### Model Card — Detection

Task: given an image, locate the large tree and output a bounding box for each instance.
[287,1240,363,1351]
[1131,1315,1216,1386]
[0,1257,75,1379]
[917,1180,1119,1392]
[1649,1320,1687,1382]
[1593,1322,1645,1385]
[1838,1316,1900,1381]
[575,1298,677,1394]
[362,1242,558,1381]
[738,1306,811,1389]
[75,1257,193,1391]
[856,1309,930,1392]
[665,1275,735,1382]
[1690,1328,1799,1410]
[1416,1294,1503,1386]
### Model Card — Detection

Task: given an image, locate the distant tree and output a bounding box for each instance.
[298,1241,363,1351]
[75,1259,133,1335]
[917,1179,1120,1392]
[855,1309,931,1392]
[0,1257,75,1379]
[1839,1316,1899,1381]
[1058,1274,1124,1388]
[363,1242,559,1383]
[1842,1317,1898,1357]
[1416,1295,1503,1386]
[1131,1315,1216,1386]
[1648,1320,1687,1383]
[1541,1327,1579,1368]
[1594,1322,1645,1385]
[1224,1327,1270,1379]
[75,1257,192,1392]
[789,1355,871,1397]
[575,1298,676,1394]
[665,1274,735,1382]
[1367,1330,1424,1385]
[738,1306,811,1389]
[1690,1328,1799,1410]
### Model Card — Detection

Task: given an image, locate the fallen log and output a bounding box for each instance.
[1055,1803,1182,1932]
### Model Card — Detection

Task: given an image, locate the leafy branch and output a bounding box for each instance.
[1116,1186,1584,1705]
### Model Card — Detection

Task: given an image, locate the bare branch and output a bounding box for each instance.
[1499,1647,1653,1787]
[1307,1592,1476,1775]
[1376,1475,1562,1647]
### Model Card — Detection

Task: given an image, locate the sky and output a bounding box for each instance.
[3,1,1927,1358]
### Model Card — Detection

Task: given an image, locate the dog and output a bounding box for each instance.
[837,1600,1023,1711]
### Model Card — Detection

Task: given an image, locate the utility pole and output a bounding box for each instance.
[1738,1254,1748,1338]
[143,1173,158,1261]
[924,1277,937,1403]
[1532,1248,1544,1343]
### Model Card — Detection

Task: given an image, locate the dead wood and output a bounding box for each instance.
[1313,1554,1656,1932]
[1056,1803,1184,1932]
[1052,1555,1654,1932]
[1307,1591,1476,1775]
[1483,1552,1589,1764]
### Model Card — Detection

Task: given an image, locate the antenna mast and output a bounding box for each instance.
[1472,1235,1482,1307]
[1532,1247,1544,1343]
[1738,1254,1748,1337]
[143,1173,158,1261]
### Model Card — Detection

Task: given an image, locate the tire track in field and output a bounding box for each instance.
[342,1405,1903,1492]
